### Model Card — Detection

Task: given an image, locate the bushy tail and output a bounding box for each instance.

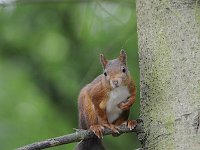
[76,138,105,150]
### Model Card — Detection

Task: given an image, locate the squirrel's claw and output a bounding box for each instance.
[103,123,119,134]
[127,120,137,130]
[90,125,104,139]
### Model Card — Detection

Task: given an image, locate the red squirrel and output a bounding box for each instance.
[76,50,137,150]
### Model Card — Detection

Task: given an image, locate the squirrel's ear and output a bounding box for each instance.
[119,49,127,65]
[100,54,108,69]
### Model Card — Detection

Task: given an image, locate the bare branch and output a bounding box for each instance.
[16,121,143,150]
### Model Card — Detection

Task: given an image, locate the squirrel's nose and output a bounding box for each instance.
[112,80,118,85]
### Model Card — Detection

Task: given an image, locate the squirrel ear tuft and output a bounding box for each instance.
[119,49,127,65]
[100,54,108,69]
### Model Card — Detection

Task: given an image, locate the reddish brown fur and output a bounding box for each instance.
[77,50,137,147]
[78,75,111,130]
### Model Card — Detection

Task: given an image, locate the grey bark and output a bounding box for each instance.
[136,0,200,149]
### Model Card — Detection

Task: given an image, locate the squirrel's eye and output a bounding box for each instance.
[104,72,107,76]
[122,67,126,73]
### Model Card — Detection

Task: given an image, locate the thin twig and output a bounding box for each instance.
[95,0,125,25]
[0,0,134,7]
[16,121,143,150]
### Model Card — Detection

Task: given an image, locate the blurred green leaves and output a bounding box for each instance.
[0,1,139,150]
[35,32,69,64]
[0,59,75,150]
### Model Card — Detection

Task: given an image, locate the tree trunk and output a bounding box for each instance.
[136,0,200,149]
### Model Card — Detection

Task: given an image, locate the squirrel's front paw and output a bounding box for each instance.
[89,125,104,139]
[118,101,132,110]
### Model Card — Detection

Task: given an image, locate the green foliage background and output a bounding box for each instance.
[0,1,139,149]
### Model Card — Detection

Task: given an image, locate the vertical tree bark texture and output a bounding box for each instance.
[136,0,200,149]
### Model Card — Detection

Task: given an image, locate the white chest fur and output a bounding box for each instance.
[106,86,130,123]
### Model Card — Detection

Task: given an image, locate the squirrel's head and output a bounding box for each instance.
[100,49,129,89]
